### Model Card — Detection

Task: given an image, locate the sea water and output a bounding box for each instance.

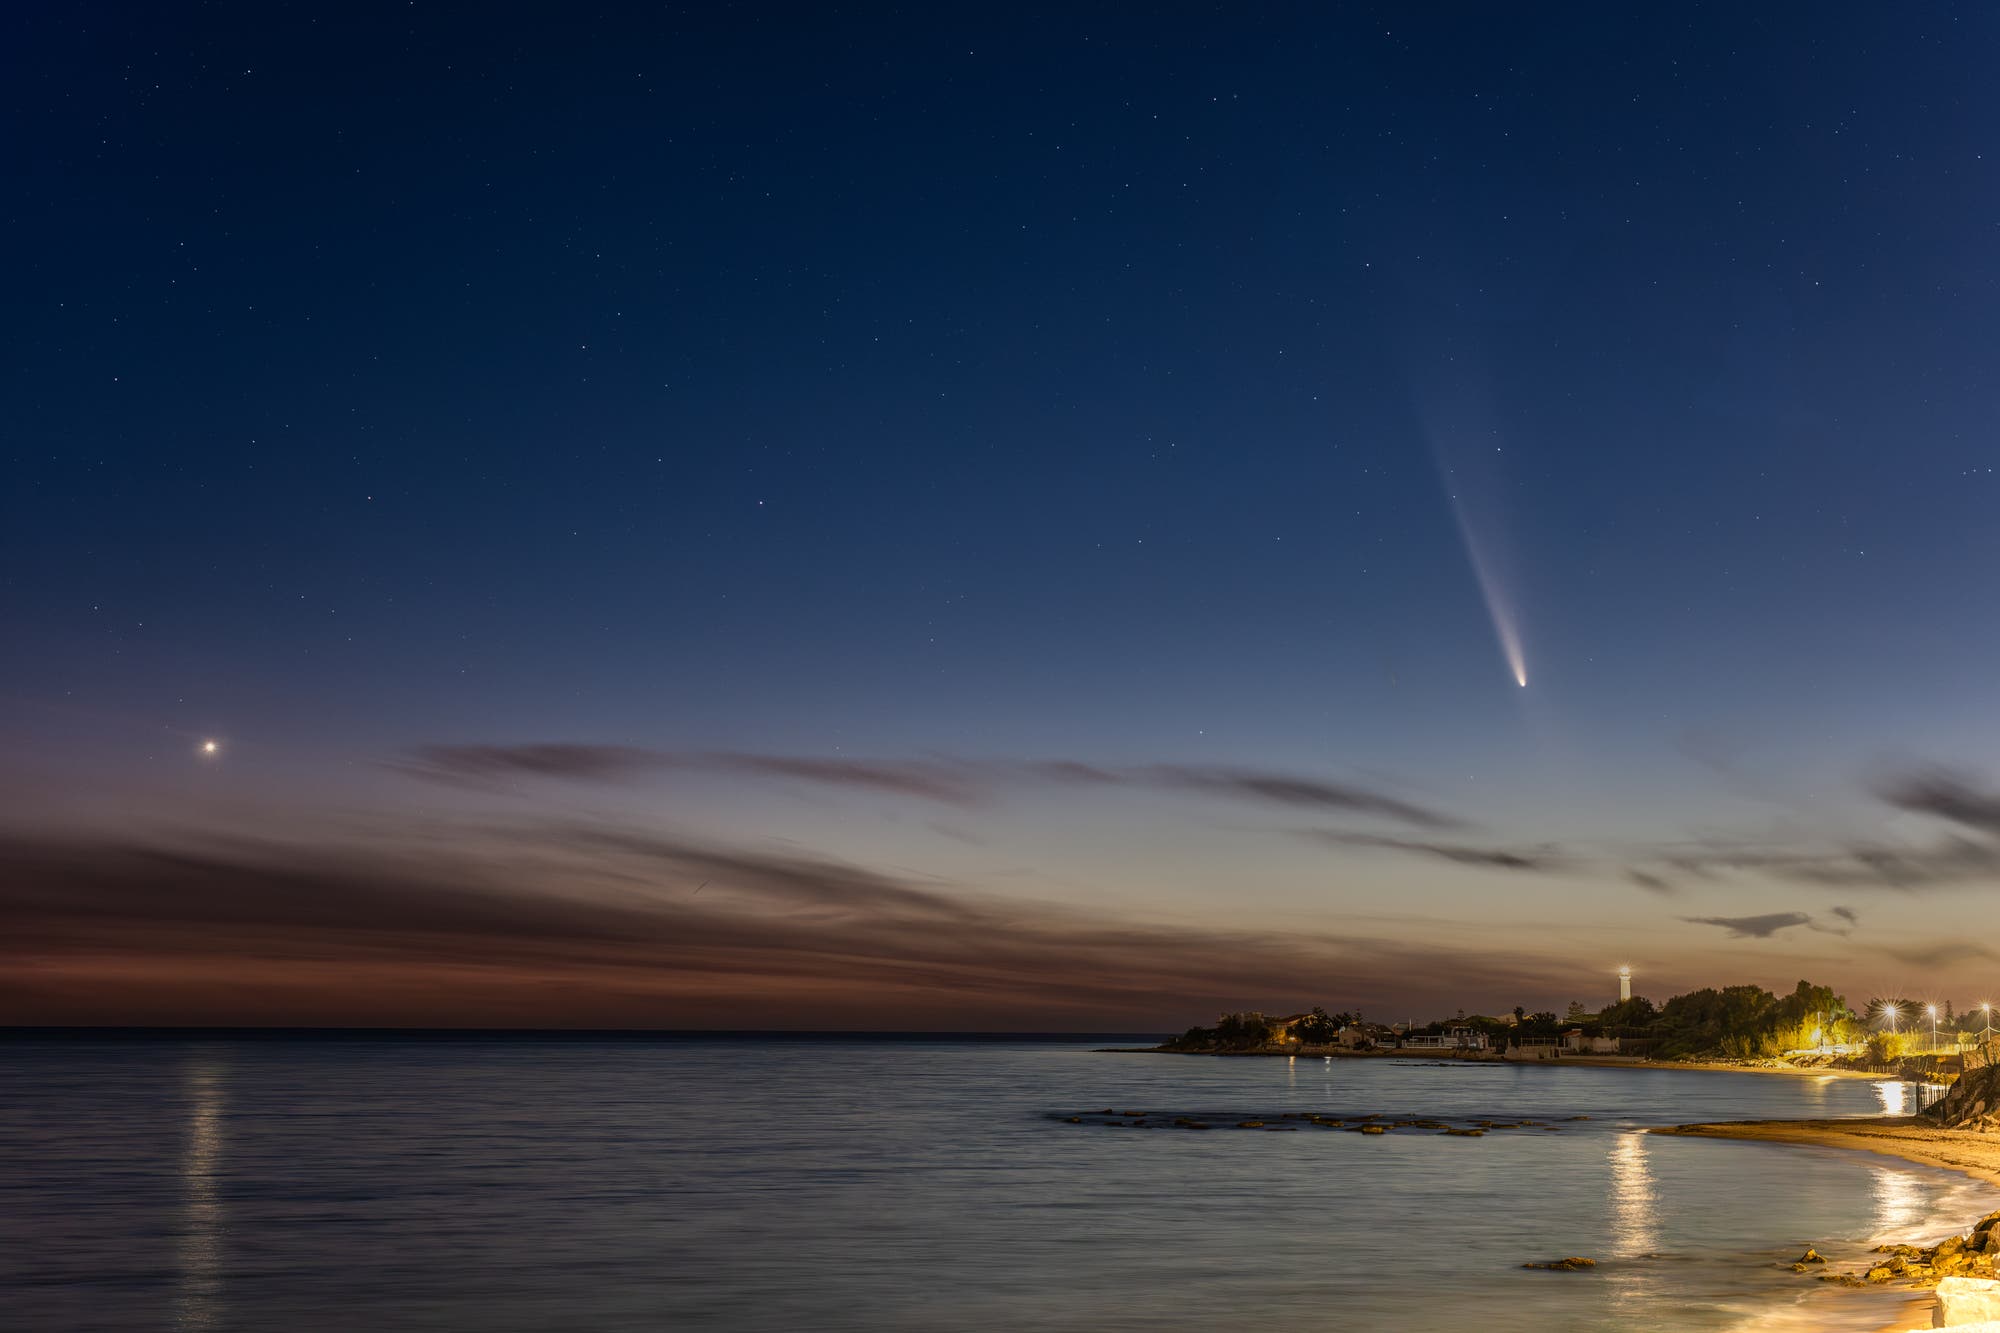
[1,1036,1986,1332]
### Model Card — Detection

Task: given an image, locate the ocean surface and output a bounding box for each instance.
[0,1036,1986,1332]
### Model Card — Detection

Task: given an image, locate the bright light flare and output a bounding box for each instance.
[199,739,220,757]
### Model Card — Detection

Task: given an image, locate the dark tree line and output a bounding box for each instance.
[1164,980,1869,1059]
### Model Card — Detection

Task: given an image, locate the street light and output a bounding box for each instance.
[1884,1002,1900,1040]
[1929,1005,1939,1054]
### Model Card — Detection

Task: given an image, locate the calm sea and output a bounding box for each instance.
[0,1036,1984,1332]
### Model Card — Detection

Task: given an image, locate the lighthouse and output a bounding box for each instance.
[1617,965,1632,1004]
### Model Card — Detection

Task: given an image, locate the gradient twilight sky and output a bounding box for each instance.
[5,4,2000,1028]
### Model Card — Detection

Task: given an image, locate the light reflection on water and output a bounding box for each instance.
[1872,1164,1928,1237]
[176,1061,226,1332]
[1874,1080,1948,1117]
[1609,1131,1660,1257]
[1,1040,1993,1333]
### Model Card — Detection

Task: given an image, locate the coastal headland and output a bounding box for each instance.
[1124,1043,1895,1078]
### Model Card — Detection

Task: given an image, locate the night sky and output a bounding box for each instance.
[6,5,2000,1028]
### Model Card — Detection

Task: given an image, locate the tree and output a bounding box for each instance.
[1292,1007,1338,1045]
[1600,996,1657,1030]
[1515,1011,1562,1039]
[1213,1012,1276,1049]
[1565,1000,1591,1023]
[1512,1005,1526,1023]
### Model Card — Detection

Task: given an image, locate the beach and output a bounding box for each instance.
[1658,1117,2000,1191]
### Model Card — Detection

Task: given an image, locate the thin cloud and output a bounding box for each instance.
[697,753,983,806]
[389,746,1463,829]
[1882,940,2000,969]
[1628,870,1678,896]
[392,743,668,788]
[1628,766,2000,893]
[1137,766,1462,829]
[1682,911,1814,939]
[1299,829,1560,872]
[1637,834,2000,893]
[1878,769,2000,835]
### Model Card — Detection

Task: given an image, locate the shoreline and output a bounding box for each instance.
[1655,1117,2000,1191]
[1658,1117,2000,1332]
[1117,1046,1891,1079]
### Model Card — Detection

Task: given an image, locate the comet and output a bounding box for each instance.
[1444,483,1528,688]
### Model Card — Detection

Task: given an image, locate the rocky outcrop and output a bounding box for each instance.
[1816,1211,2000,1289]
[1932,1062,2000,1131]
[1522,1257,1595,1271]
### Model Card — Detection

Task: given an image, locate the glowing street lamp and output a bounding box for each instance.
[1983,1003,1993,1045]
[1883,1002,1900,1038]
[1929,1005,1939,1054]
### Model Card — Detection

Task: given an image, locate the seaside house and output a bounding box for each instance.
[1336,1023,1399,1050]
[1402,1026,1490,1052]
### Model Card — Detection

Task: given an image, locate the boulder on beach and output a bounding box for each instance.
[1935,1275,2000,1325]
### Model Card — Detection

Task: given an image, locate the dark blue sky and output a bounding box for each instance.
[5,5,1999,1026]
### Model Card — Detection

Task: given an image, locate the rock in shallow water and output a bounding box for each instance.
[1522,1257,1596,1272]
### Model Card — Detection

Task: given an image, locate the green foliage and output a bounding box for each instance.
[1866,1030,1925,1063]
[1650,980,1856,1058]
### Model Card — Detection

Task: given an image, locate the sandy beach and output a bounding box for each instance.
[1655,1117,2000,1191]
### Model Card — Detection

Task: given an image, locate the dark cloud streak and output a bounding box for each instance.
[390,745,1463,829]
[1681,911,1814,939]
[0,826,1563,1028]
